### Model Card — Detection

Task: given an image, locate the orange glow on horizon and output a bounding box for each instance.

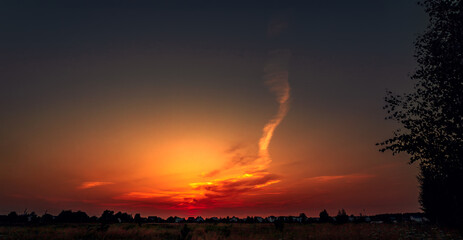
[108,49,292,212]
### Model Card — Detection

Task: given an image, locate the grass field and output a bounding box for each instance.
[0,223,461,240]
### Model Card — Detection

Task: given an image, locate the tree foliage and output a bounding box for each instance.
[378,0,462,227]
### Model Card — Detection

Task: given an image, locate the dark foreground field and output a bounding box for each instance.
[0,223,461,240]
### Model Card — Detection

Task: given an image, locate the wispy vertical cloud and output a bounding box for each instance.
[255,49,291,171]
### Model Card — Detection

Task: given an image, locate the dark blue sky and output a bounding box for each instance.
[1,0,426,115]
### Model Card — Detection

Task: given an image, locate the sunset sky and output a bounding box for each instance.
[0,1,427,218]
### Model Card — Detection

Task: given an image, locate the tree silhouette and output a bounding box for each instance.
[336,209,349,224]
[378,0,462,227]
[57,210,89,223]
[41,213,54,223]
[114,211,133,223]
[7,212,18,223]
[134,213,142,226]
[319,209,331,223]
[299,213,308,223]
[99,210,116,224]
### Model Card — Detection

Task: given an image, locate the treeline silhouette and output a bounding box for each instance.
[0,209,426,225]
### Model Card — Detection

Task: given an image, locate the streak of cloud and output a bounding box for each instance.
[78,181,114,189]
[306,174,375,183]
[254,49,291,171]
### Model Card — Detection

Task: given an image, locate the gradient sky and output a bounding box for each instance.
[0,1,427,218]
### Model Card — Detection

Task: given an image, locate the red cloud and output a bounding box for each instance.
[306,174,375,183]
[115,172,281,211]
[78,181,114,189]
